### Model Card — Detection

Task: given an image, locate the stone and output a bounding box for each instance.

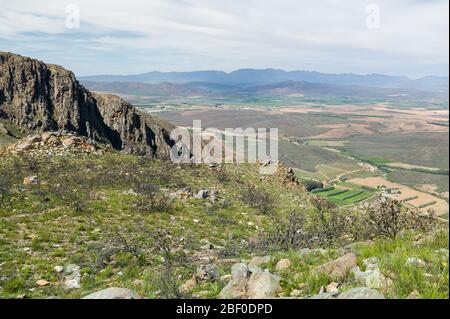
[218,263,250,299]
[64,275,81,290]
[219,280,247,299]
[246,272,282,299]
[326,282,339,293]
[363,257,379,270]
[248,265,264,274]
[407,290,421,299]
[36,279,50,287]
[231,263,250,282]
[220,258,241,265]
[276,258,292,271]
[54,266,64,273]
[194,190,211,199]
[62,137,77,148]
[290,289,302,297]
[248,256,271,269]
[65,264,80,274]
[351,266,391,290]
[27,135,42,144]
[406,257,426,267]
[64,264,81,290]
[82,287,141,299]
[16,141,33,152]
[309,292,339,299]
[0,123,8,134]
[41,132,55,142]
[316,253,357,279]
[180,276,197,294]
[23,176,39,186]
[219,274,232,284]
[337,287,385,299]
[196,264,219,282]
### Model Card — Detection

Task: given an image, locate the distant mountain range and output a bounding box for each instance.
[80,69,449,94]
[81,78,448,102]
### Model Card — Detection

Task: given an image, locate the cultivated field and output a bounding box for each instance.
[157,100,448,214]
[349,177,449,215]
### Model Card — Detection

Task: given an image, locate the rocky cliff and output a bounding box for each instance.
[0,52,174,158]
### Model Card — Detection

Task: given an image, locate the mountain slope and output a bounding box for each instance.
[82,81,214,97]
[0,52,174,158]
[243,80,446,99]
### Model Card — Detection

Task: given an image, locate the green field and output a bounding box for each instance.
[294,169,324,181]
[387,170,449,193]
[339,132,449,170]
[327,189,373,206]
[313,184,374,206]
[278,141,359,172]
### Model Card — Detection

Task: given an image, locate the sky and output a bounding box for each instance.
[0,0,449,78]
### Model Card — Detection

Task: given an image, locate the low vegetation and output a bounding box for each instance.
[0,149,447,299]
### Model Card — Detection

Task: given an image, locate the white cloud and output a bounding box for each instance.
[0,0,448,76]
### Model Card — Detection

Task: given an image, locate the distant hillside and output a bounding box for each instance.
[81,79,448,101]
[243,81,447,100]
[82,81,214,97]
[80,68,449,94]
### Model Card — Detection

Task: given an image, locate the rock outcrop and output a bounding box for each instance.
[0,131,102,156]
[0,52,174,158]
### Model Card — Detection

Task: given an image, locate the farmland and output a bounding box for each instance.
[311,186,374,206]
[154,99,449,215]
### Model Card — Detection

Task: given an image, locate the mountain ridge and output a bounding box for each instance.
[80,68,449,93]
[81,79,448,101]
[0,52,175,158]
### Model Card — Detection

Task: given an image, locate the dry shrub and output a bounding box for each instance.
[150,230,189,299]
[90,231,142,270]
[241,185,275,214]
[310,196,337,211]
[366,196,438,238]
[251,196,439,253]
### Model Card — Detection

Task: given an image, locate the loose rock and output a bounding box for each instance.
[82,287,141,299]
[196,264,219,282]
[246,272,282,299]
[219,263,250,299]
[316,253,357,279]
[276,258,292,271]
[337,287,385,299]
[406,257,426,267]
[180,276,197,294]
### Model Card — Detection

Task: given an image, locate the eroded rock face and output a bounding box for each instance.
[0,52,174,158]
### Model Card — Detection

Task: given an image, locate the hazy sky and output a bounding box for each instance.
[0,0,448,77]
